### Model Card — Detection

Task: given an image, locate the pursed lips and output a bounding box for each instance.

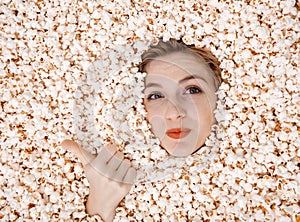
[166,128,191,139]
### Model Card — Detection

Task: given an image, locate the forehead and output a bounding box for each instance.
[144,52,213,83]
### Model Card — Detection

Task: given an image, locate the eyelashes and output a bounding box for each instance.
[184,86,203,94]
[146,86,203,101]
[147,92,164,100]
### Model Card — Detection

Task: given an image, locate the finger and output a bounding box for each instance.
[61,140,95,165]
[104,151,124,178]
[88,144,119,177]
[123,167,137,184]
[107,151,124,170]
[97,144,118,163]
[112,159,131,182]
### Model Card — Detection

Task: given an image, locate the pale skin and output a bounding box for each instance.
[143,52,218,157]
[61,140,136,222]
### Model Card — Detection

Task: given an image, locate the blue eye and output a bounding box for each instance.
[147,93,164,100]
[185,86,202,94]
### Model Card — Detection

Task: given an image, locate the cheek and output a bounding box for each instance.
[144,103,166,138]
[148,116,167,139]
[191,96,213,119]
[144,100,164,118]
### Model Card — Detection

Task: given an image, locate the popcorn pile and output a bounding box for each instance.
[1,0,299,221]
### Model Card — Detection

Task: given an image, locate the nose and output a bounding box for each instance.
[165,100,186,120]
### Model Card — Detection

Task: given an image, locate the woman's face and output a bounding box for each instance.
[143,52,218,157]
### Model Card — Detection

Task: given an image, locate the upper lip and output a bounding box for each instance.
[166,128,190,133]
[166,128,191,139]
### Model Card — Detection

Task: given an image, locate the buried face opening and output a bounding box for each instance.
[142,51,219,157]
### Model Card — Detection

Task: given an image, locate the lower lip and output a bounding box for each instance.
[166,130,191,139]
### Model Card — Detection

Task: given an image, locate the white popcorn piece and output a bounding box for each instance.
[1,0,299,220]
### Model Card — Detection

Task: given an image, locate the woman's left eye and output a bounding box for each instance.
[185,86,202,94]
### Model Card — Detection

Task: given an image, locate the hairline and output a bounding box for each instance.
[144,51,220,90]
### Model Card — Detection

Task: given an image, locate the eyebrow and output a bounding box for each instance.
[179,75,207,84]
[145,75,207,89]
[144,83,162,88]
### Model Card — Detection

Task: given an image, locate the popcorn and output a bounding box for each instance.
[1,0,299,220]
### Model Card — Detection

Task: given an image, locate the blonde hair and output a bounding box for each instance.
[140,38,222,88]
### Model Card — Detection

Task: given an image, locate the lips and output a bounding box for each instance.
[166,128,191,139]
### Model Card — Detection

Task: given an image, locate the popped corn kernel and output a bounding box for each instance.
[1,0,299,220]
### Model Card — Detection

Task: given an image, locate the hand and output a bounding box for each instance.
[61,140,136,222]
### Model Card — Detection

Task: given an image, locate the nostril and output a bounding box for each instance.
[165,101,186,120]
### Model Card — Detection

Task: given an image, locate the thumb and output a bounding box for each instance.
[61,139,95,165]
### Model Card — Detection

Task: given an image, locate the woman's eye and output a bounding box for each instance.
[147,93,164,100]
[185,86,202,94]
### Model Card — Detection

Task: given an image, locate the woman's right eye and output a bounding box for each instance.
[147,93,163,100]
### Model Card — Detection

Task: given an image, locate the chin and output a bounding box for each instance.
[165,149,193,157]
[171,153,190,157]
[162,140,200,157]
